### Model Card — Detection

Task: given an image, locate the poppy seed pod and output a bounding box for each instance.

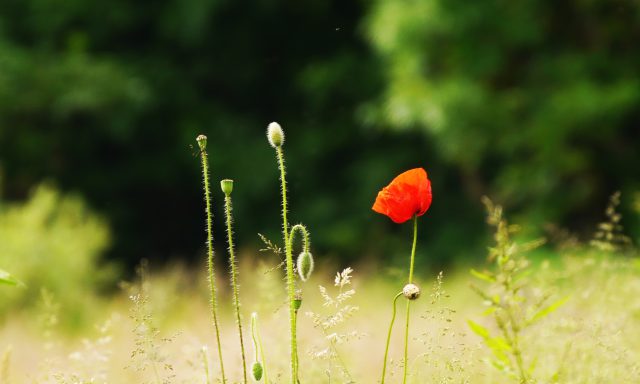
[252,361,263,381]
[196,134,207,151]
[220,179,234,195]
[402,283,421,300]
[296,251,314,282]
[267,122,284,148]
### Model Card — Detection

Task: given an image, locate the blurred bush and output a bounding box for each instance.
[0,0,638,270]
[365,0,640,232]
[0,183,114,318]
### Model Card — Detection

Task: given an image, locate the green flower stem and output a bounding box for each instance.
[251,313,269,384]
[201,347,211,384]
[198,141,226,383]
[402,215,419,384]
[275,146,298,383]
[380,291,403,384]
[223,191,248,384]
[288,224,310,254]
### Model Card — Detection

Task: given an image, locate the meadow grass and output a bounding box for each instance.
[0,127,638,383]
[0,247,638,383]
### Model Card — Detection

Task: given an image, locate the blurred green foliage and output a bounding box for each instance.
[365,0,640,232]
[0,183,114,318]
[0,0,638,272]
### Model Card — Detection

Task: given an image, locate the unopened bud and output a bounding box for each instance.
[267,122,284,148]
[296,251,314,282]
[293,291,302,311]
[252,361,263,381]
[196,134,207,151]
[402,283,421,300]
[220,179,234,195]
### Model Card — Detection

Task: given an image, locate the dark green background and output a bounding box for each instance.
[1,0,638,272]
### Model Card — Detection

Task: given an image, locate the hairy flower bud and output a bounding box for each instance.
[296,251,314,282]
[402,283,421,300]
[267,122,284,148]
[252,361,263,381]
[293,290,303,311]
[196,134,207,151]
[220,179,234,195]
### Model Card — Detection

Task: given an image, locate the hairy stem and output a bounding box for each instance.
[276,146,298,383]
[381,292,403,384]
[402,215,419,384]
[289,224,311,254]
[199,147,226,383]
[224,193,248,383]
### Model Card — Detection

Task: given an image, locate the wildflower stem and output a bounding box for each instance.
[402,215,419,384]
[289,224,311,254]
[381,292,403,384]
[252,313,269,384]
[275,146,298,383]
[223,191,248,384]
[198,137,227,383]
[201,347,211,384]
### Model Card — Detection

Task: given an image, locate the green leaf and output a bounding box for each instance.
[467,319,491,339]
[0,269,22,286]
[529,295,570,324]
[470,268,495,282]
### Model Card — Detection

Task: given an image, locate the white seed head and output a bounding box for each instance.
[403,283,421,300]
[267,122,284,148]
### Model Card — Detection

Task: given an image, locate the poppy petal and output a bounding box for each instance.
[372,168,432,224]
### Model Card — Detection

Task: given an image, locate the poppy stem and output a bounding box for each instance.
[402,215,419,384]
[380,291,403,384]
[251,313,269,384]
[196,135,227,384]
[275,146,299,384]
[222,187,248,384]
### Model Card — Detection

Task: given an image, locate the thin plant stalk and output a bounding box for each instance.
[275,145,299,383]
[252,313,269,384]
[197,135,226,383]
[380,291,402,383]
[201,347,211,384]
[223,182,248,383]
[402,215,419,384]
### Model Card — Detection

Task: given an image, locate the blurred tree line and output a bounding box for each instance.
[0,0,638,273]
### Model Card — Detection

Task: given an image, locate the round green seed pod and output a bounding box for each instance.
[252,361,263,381]
[296,251,314,282]
[220,179,234,195]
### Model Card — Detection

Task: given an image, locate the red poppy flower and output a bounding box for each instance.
[372,168,432,224]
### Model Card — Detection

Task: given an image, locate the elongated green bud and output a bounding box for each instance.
[267,122,284,148]
[220,179,234,195]
[296,251,314,282]
[252,361,263,381]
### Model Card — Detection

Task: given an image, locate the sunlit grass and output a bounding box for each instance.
[1,248,638,383]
